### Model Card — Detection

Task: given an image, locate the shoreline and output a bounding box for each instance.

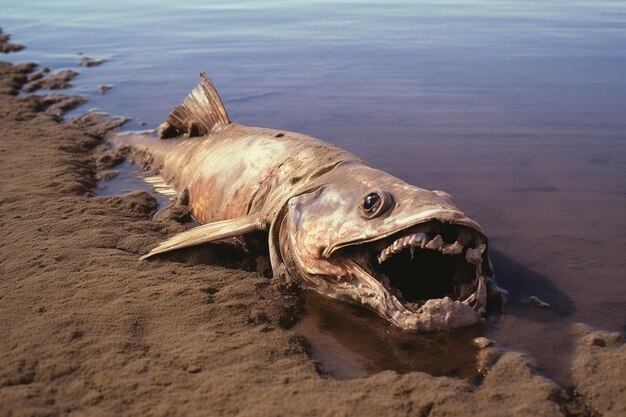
[1,32,624,417]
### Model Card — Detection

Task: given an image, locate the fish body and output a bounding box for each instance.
[119,74,503,331]
[130,123,358,225]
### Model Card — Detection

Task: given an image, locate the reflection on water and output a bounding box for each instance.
[3,0,625,384]
[292,290,482,380]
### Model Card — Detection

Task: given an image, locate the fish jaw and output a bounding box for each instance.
[333,220,492,331]
[348,262,481,331]
[282,217,494,331]
[278,166,501,331]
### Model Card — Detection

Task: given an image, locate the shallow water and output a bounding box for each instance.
[3,0,625,385]
[95,160,171,208]
[293,290,484,381]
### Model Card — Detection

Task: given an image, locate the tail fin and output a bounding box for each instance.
[159,72,230,139]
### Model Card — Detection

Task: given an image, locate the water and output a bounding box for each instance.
[3,0,625,385]
[95,160,172,208]
[293,290,484,380]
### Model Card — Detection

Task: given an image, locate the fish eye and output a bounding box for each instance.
[360,191,393,219]
[364,193,381,211]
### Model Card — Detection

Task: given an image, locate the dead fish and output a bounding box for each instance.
[116,73,504,331]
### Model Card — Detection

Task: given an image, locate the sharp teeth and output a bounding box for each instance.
[475,275,487,311]
[465,243,486,266]
[378,230,479,264]
[379,232,424,263]
[442,241,464,255]
[425,235,444,251]
[377,247,390,264]
[462,292,476,305]
[409,232,428,248]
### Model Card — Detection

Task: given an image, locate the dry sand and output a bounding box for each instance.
[1,35,625,416]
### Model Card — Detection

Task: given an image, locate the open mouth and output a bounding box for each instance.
[346,221,490,315]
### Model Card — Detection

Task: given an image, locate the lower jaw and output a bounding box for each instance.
[389,297,481,331]
[341,261,484,331]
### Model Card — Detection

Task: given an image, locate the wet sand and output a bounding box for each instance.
[1,36,625,416]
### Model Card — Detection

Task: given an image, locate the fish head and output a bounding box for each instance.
[278,163,502,331]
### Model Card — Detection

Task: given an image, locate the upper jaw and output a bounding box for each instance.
[375,226,486,266]
[322,208,484,259]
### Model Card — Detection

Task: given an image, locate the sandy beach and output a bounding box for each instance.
[1,32,625,417]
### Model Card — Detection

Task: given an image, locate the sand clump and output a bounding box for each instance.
[0,61,36,95]
[22,69,79,93]
[79,56,106,67]
[570,325,626,417]
[0,29,24,53]
[0,61,85,117]
[1,42,624,416]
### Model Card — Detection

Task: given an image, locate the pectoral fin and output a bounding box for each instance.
[140,215,266,260]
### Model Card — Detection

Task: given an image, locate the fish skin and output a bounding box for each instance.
[115,74,503,331]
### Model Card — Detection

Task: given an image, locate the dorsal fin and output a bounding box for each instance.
[159,72,230,139]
